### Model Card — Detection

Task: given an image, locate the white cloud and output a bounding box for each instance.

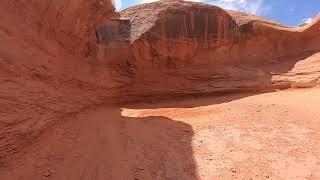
[210,0,269,15]
[115,0,270,15]
[302,17,313,24]
[113,0,122,10]
[140,0,202,3]
[137,0,269,15]
[141,0,159,3]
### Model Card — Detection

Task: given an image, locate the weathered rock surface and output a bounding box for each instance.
[0,0,319,164]
[0,0,118,162]
[0,0,116,54]
[109,0,320,96]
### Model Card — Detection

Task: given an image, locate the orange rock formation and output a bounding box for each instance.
[0,0,319,166]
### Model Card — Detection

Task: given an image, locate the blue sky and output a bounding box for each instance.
[113,0,320,26]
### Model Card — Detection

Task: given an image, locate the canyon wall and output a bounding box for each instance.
[0,0,119,162]
[103,1,320,97]
[0,0,116,54]
[121,1,320,67]
[0,0,319,163]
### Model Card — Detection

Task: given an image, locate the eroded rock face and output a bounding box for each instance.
[0,0,116,53]
[127,3,240,67]
[119,1,320,67]
[0,0,119,162]
[99,1,320,97]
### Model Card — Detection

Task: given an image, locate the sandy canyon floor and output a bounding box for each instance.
[1,88,320,180]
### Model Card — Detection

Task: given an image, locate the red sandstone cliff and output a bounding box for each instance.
[113,1,320,96]
[0,0,319,163]
[0,0,116,54]
[0,0,118,162]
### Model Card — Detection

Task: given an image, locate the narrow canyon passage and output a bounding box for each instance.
[1,88,320,180]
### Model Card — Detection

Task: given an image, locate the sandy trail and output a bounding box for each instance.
[1,88,320,179]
